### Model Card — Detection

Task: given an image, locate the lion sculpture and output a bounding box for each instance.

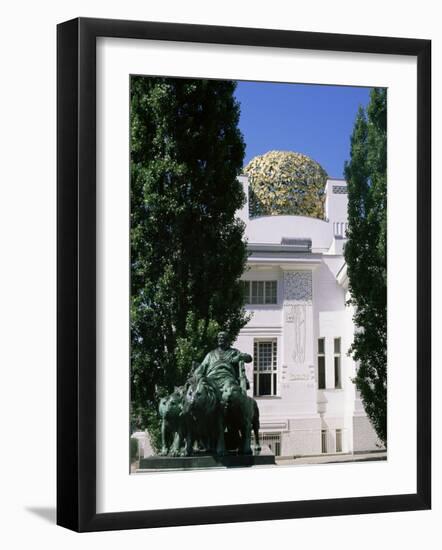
[158,386,186,457]
[220,380,260,455]
[157,358,261,457]
[182,374,225,456]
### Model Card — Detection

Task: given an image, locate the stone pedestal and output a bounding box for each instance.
[137,446,275,471]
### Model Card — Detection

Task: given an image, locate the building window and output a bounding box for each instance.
[318,337,326,389]
[321,429,328,453]
[260,432,281,456]
[243,280,277,305]
[334,337,341,389]
[336,429,343,452]
[253,339,277,396]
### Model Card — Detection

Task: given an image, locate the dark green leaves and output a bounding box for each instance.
[344,88,387,446]
[130,77,248,445]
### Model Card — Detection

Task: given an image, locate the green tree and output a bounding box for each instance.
[130,77,248,448]
[344,88,387,446]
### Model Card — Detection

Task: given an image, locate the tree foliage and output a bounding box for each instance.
[130,77,249,446]
[344,88,387,445]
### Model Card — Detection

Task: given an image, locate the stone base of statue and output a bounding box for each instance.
[137,445,275,471]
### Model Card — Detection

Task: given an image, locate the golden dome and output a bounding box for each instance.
[244,150,327,219]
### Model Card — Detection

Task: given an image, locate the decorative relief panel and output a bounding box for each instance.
[332,185,347,194]
[285,306,295,322]
[292,304,306,363]
[293,305,306,363]
[283,271,312,302]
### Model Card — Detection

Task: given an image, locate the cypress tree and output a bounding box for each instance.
[344,88,387,445]
[130,77,248,443]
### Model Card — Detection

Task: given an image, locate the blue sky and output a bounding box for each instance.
[234,81,372,179]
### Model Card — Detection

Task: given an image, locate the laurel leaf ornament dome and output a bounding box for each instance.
[244,151,328,219]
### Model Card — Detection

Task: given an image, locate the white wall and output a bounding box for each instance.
[238,177,350,252]
[325,178,349,233]
[243,215,334,252]
[0,1,440,548]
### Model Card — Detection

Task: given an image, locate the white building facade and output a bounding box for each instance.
[234,174,381,457]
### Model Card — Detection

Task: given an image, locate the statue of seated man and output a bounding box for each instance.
[194,331,252,392]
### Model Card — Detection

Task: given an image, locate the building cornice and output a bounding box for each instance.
[248,257,322,270]
[247,242,311,254]
[247,242,322,269]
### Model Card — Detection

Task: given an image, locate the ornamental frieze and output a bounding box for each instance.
[283,270,312,302]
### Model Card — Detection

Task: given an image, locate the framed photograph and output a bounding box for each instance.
[57,17,431,532]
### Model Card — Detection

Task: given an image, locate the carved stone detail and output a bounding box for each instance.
[292,304,306,363]
[283,271,312,302]
[332,185,347,194]
[285,306,295,322]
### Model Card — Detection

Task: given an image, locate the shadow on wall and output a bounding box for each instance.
[25,506,56,524]
[314,261,346,313]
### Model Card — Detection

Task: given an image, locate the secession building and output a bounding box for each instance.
[234,151,380,457]
[134,151,381,461]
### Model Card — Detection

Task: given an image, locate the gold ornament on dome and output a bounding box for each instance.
[244,151,328,219]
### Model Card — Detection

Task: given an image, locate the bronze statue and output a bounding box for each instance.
[193,331,252,391]
[221,380,261,455]
[182,374,225,456]
[158,386,186,457]
[157,331,260,457]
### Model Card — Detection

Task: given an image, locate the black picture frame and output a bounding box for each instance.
[57,17,431,532]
